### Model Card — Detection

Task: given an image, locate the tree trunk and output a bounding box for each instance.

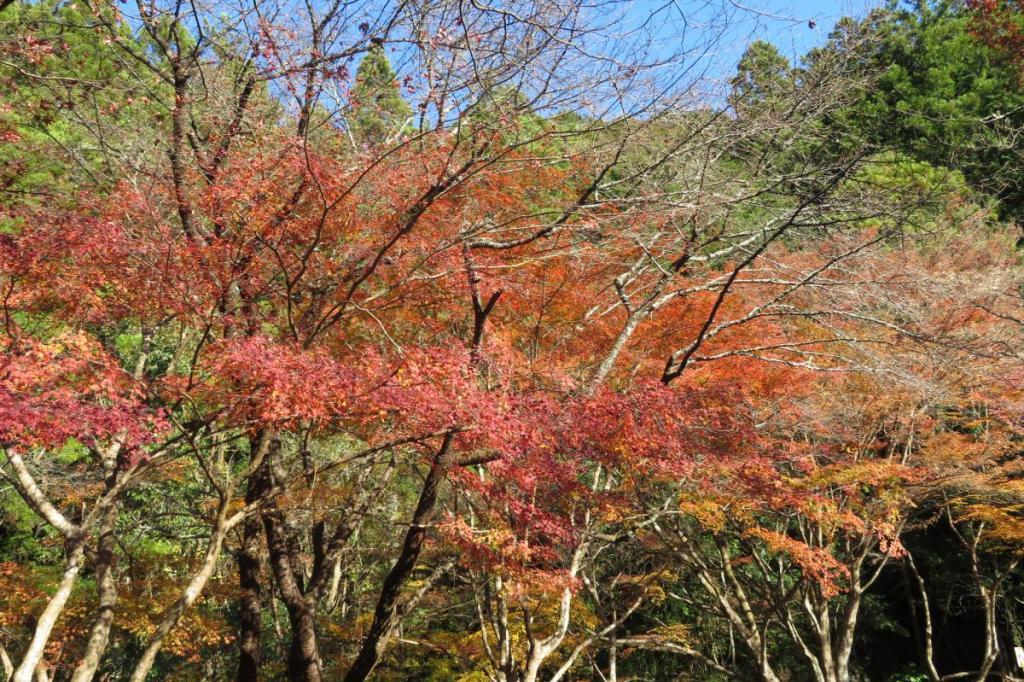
[976,584,1000,682]
[13,542,85,682]
[608,630,617,682]
[236,516,265,681]
[236,452,270,682]
[128,499,231,682]
[905,554,941,682]
[521,653,544,682]
[69,502,118,682]
[2,642,14,681]
[343,433,455,682]
[832,591,861,682]
[284,607,321,682]
[260,437,321,681]
[69,340,148,682]
[264,507,321,682]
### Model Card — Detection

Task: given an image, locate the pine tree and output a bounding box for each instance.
[728,40,794,115]
[349,43,412,145]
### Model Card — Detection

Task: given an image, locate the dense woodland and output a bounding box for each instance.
[1,0,1024,679]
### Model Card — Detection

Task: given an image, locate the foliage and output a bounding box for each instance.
[349,44,413,146]
[0,0,1023,681]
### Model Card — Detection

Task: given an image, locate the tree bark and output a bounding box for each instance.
[236,440,271,682]
[71,340,149,682]
[13,542,85,682]
[128,497,232,682]
[832,590,861,682]
[264,508,322,682]
[343,432,455,682]
[68,501,118,682]
[236,517,265,682]
[1,641,14,680]
[259,431,322,682]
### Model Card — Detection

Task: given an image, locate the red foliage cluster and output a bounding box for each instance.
[0,333,164,455]
[967,0,1024,77]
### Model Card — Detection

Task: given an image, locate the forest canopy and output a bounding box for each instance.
[1,0,1023,680]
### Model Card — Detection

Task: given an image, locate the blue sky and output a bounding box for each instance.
[616,0,886,93]
[722,0,881,62]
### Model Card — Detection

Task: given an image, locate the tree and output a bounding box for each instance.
[349,43,412,146]
[967,0,1024,78]
[729,40,794,114]
[824,1,1024,219]
[2,0,1024,680]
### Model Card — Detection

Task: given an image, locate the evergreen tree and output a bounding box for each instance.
[823,1,1024,219]
[349,43,412,145]
[0,0,156,205]
[728,40,794,114]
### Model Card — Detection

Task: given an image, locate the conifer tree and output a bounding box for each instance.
[350,43,411,145]
[728,40,794,114]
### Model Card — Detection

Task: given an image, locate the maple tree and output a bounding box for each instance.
[968,0,1024,78]
[1,0,1023,681]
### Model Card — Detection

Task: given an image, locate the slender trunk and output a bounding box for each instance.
[581,314,640,395]
[68,502,118,682]
[237,453,270,682]
[324,558,342,613]
[548,596,645,682]
[69,336,148,682]
[711,544,779,682]
[343,433,455,682]
[128,501,231,682]
[13,542,85,682]
[271,595,284,641]
[169,73,194,238]
[495,578,513,681]
[2,642,14,681]
[264,508,321,682]
[976,584,999,682]
[608,629,617,682]
[832,591,861,682]
[817,600,838,682]
[519,536,589,682]
[255,432,322,682]
[902,563,927,679]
